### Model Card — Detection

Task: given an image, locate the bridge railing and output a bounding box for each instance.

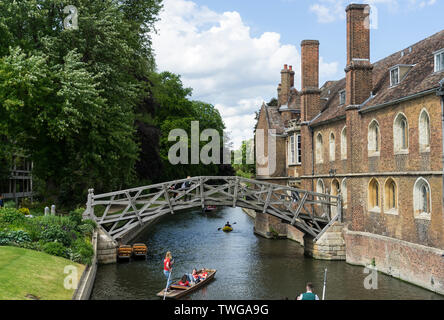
[84,176,342,241]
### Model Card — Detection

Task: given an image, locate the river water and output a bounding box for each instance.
[91,207,443,300]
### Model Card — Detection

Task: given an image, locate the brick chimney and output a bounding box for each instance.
[345,4,373,106]
[278,64,294,106]
[300,40,321,122]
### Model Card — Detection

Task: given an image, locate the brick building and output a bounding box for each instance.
[255,3,444,294]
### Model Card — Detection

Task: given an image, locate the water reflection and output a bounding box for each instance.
[91,207,443,300]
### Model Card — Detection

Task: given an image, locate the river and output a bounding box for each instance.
[91,207,443,300]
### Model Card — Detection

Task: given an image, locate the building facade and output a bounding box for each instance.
[256,3,444,294]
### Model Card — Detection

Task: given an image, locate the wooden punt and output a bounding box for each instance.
[117,245,132,260]
[132,243,148,258]
[156,269,216,299]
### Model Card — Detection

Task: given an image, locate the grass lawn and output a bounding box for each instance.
[0,246,85,300]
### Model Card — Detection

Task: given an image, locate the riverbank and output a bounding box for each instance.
[0,246,85,300]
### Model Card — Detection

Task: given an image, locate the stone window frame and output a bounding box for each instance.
[316,178,327,213]
[330,179,340,217]
[418,108,431,153]
[368,119,381,157]
[393,112,409,155]
[288,134,296,165]
[329,131,336,162]
[339,90,346,105]
[368,178,381,213]
[316,132,324,164]
[296,134,302,164]
[383,178,398,215]
[434,48,444,73]
[413,177,432,221]
[390,66,400,87]
[341,126,347,160]
[341,178,347,209]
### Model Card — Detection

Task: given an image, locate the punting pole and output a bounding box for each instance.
[322,268,328,300]
[163,267,173,300]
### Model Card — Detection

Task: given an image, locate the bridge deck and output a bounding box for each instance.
[84,176,342,242]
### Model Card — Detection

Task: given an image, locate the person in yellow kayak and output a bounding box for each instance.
[225,221,232,228]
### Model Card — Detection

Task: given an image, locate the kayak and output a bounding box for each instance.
[204,205,217,212]
[157,269,216,299]
[222,226,233,232]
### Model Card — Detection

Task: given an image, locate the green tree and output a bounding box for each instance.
[0,0,162,203]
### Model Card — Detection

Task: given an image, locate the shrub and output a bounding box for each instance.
[71,239,94,265]
[78,224,94,237]
[18,208,31,215]
[0,230,31,245]
[4,201,16,209]
[43,242,68,258]
[0,208,25,224]
[69,208,85,226]
[40,225,72,246]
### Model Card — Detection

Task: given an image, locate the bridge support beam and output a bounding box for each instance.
[303,222,346,260]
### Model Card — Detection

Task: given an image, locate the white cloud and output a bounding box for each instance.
[310,0,437,23]
[152,0,338,149]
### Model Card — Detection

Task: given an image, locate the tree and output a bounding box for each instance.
[0,0,162,204]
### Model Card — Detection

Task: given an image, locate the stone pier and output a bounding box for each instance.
[252,211,304,245]
[97,228,118,265]
[303,222,346,260]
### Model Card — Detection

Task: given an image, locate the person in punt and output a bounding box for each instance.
[178,275,190,287]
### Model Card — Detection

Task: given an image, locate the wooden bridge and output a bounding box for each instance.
[83,176,342,242]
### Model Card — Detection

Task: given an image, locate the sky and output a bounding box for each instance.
[151,0,444,148]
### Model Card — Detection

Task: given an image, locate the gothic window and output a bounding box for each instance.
[316,133,324,164]
[368,120,380,156]
[368,178,380,211]
[341,179,347,209]
[419,109,431,152]
[329,132,335,161]
[394,113,409,153]
[331,179,340,217]
[384,178,398,213]
[341,126,347,159]
[413,178,432,220]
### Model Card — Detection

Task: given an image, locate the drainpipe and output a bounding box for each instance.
[310,125,315,191]
[438,78,444,207]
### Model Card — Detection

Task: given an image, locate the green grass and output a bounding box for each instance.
[0,246,85,300]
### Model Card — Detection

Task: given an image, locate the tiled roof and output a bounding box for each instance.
[311,29,444,126]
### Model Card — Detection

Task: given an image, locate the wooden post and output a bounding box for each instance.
[337,194,343,223]
[263,185,273,213]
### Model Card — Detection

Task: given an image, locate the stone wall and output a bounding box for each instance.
[344,227,444,295]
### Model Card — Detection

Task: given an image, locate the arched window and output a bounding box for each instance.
[341,127,347,160]
[368,120,380,156]
[316,179,325,194]
[368,178,380,211]
[384,178,398,213]
[316,179,326,214]
[394,113,409,153]
[419,109,431,152]
[329,132,335,161]
[316,133,324,164]
[341,179,347,209]
[331,179,340,217]
[413,178,432,220]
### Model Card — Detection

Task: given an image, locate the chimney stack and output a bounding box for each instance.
[345,4,373,106]
[278,64,294,106]
[300,40,321,121]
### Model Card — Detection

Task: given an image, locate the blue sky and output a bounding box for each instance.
[152,0,444,148]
